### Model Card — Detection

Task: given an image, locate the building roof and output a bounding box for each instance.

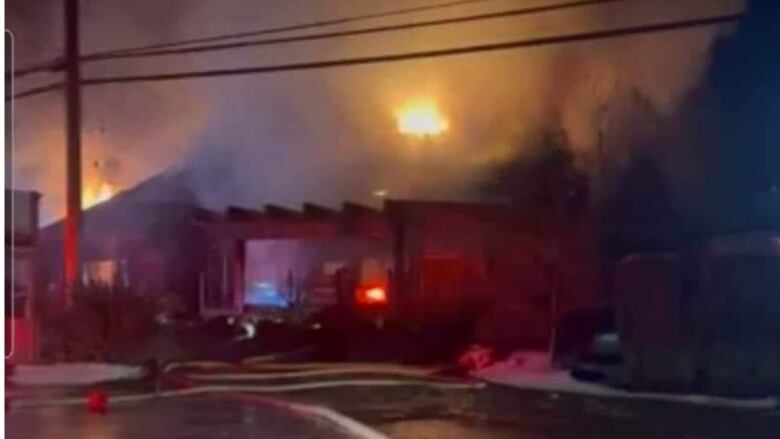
[38,170,200,252]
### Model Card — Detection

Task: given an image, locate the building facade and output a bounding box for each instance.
[6,190,42,363]
[35,171,606,355]
[197,200,606,351]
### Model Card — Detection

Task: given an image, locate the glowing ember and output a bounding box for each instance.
[396,101,448,137]
[83,182,114,208]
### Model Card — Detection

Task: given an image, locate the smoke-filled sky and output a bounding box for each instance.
[7,0,744,221]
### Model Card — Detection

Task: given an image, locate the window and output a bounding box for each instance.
[83,259,128,289]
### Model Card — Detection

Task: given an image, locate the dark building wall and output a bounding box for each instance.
[482,230,553,350]
[390,204,494,330]
[615,232,780,396]
[699,235,780,397]
[388,202,604,351]
[208,202,597,362]
[37,200,206,314]
[614,253,698,392]
[482,219,604,352]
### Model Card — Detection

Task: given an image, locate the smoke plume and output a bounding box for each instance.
[7,0,744,221]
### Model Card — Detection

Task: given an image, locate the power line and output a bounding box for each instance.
[9,0,495,77]
[83,14,741,86]
[84,0,625,62]
[9,12,742,100]
[7,59,64,79]
[9,82,63,100]
[90,0,496,55]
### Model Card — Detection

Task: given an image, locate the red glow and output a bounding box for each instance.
[86,390,108,413]
[356,286,388,306]
[365,287,387,302]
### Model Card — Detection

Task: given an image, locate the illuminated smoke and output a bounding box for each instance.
[396,100,449,137]
[7,0,744,220]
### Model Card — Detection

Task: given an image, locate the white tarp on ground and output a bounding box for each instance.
[476,351,778,410]
[10,363,145,386]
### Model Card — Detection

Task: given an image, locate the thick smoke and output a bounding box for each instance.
[7,0,743,220]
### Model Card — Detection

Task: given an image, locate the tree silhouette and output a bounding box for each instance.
[484,127,588,221]
[600,154,683,260]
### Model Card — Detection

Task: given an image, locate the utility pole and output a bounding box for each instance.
[63,0,82,305]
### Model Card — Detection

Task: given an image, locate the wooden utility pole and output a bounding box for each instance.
[63,0,82,304]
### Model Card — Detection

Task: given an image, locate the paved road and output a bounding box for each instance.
[6,395,357,439]
[8,368,780,439]
[245,380,780,439]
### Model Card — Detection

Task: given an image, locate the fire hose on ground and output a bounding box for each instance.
[182,366,445,381]
[8,359,484,439]
[9,380,484,410]
[9,384,396,439]
[161,347,317,373]
[8,377,483,439]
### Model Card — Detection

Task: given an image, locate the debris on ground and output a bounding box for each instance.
[457,344,494,374]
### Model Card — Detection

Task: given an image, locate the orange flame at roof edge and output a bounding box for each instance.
[82,182,115,209]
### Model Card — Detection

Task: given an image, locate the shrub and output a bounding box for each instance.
[38,285,159,362]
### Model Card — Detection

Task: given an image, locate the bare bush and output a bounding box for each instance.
[38,285,159,362]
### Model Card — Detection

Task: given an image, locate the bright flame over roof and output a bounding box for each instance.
[396,101,448,137]
[83,182,115,209]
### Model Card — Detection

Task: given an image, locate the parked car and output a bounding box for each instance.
[570,332,624,385]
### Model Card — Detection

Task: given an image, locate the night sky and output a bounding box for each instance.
[662,0,780,234]
[7,0,746,223]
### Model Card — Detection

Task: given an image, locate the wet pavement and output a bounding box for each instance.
[7,367,780,439]
[377,418,528,439]
[260,381,780,438]
[6,395,356,439]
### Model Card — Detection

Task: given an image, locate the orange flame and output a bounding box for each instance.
[396,101,448,137]
[83,182,115,209]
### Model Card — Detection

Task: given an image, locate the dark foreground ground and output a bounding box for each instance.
[263,383,780,439]
[13,322,779,438]
[8,368,780,439]
[7,395,357,439]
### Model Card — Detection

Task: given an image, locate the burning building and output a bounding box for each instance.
[37,171,206,311]
[37,169,606,354]
[204,198,606,354]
